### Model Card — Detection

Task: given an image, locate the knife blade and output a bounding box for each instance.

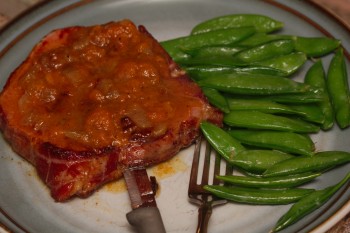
[123,167,166,233]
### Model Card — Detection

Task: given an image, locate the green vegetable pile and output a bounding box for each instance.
[161,14,350,232]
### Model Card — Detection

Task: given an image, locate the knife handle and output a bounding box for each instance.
[126,206,166,233]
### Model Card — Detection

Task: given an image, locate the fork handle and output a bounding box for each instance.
[196,202,213,233]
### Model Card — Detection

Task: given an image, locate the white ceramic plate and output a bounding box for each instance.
[0,1,349,233]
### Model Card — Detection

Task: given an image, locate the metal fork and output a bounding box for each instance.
[188,136,233,233]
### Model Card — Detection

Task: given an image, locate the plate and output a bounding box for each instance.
[0,0,350,232]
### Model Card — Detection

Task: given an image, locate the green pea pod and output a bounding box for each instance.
[226,98,324,124]
[228,130,315,156]
[232,149,294,174]
[327,48,350,129]
[200,121,245,162]
[201,87,230,113]
[216,172,321,188]
[263,151,350,177]
[289,104,325,125]
[254,52,307,76]
[224,110,320,133]
[187,46,244,58]
[203,185,314,205]
[260,88,324,103]
[178,56,245,67]
[181,40,295,67]
[232,39,295,63]
[185,66,289,79]
[197,73,310,95]
[238,32,295,47]
[305,60,334,130]
[272,172,350,232]
[294,36,341,57]
[161,27,256,61]
[191,14,284,34]
[226,98,301,114]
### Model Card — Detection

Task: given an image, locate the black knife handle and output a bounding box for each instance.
[126,206,166,233]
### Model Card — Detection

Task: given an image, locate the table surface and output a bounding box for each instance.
[0,0,349,233]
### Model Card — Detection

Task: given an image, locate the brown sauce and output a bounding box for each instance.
[0,20,204,151]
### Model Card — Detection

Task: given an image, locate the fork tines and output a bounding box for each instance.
[188,136,233,196]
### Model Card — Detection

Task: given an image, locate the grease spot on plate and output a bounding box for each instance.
[104,179,127,193]
[103,155,188,193]
[150,155,188,179]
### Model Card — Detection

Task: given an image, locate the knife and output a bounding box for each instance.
[123,167,166,233]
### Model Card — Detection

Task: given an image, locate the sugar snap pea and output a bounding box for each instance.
[226,98,314,116]
[226,98,297,113]
[225,90,324,104]
[238,34,340,57]
[263,151,350,177]
[305,60,334,130]
[174,14,350,233]
[185,66,289,79]
[166,13,350,233]
[272,172,350,232]
[228,129,315,156]
[327,48,350,129]
[203,185,314,205]
[200,121,245,162]
[238,32,295,47]
[201,87,230,113]
[197,73,310,95]
[178,56,245,67]
[216,172,321,188]
[180,41,298,69]
[294,36,341,57]
[232,150,294,174]
[232,39,295,63]
[187,46,244,58]
[224,110,320,133]
[226,97,324,124]
[191,14,283,34]
[289,104,325,124]
[253,52,307,75]
[259,88,324,103]
[161,27,256,62]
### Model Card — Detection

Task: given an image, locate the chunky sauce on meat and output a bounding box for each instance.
[1,20,206,151]
[0,19,222,201]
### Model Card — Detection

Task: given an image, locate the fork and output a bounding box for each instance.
[188,136,233,233]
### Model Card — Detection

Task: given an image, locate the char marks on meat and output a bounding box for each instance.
[0,20,222,201]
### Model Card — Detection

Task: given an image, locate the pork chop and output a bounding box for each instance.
[0,20,222,201]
